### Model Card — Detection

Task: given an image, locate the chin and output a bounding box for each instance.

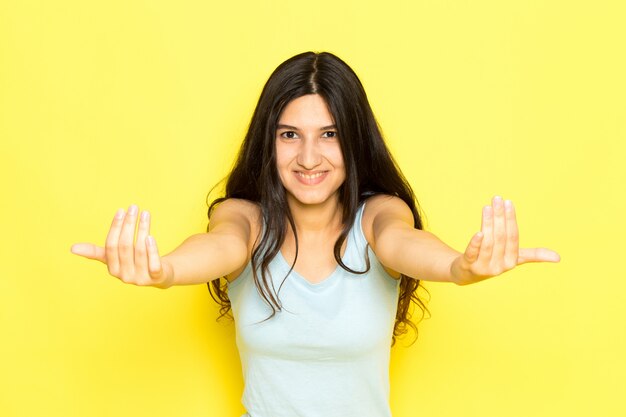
[287,190,339,207]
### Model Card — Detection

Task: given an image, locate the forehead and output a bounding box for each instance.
[278,94,335,128]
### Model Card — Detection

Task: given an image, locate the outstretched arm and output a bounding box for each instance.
[70,199,254,288]
[370,195,560,285]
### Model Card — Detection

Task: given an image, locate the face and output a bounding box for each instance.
[275,94,346,207]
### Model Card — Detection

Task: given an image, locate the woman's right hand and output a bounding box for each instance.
[70,205,174,289]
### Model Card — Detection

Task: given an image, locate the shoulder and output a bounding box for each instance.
[362,194,414,242]
[211,197,259,214]
[210,198,260,223]
[210,199,262,282]
[209,198,262,245]
[361,195,413,280]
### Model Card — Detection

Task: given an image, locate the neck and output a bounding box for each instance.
[286,194,343,236]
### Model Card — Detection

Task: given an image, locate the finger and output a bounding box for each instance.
[478,204,494,262]
[105,208,125,275]
[503,200,519,270]
[517,248,561,264]
[463,232,484,263]
[134,210,151,273]
[491,196,506,265]
[70,243,106,263]
[118,204,138,276]
[504,200,519,270]
[146,235,164,280]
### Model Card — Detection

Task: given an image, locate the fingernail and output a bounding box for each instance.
[115,208,124,219]
[141,211,150,222]
[128,205,138,215]
[504,200,512,210]
[147,235,155,247]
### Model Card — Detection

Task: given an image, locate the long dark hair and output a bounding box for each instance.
[207,51,429,345]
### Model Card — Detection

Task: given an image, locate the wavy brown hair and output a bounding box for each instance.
[206,51,430,345]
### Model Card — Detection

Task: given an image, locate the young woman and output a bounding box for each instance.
[71,51,560,417]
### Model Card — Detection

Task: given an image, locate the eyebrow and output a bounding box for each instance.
[276,124,337,131]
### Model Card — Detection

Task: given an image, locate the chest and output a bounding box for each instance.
[231,254,400,360]
[280,236,347,285]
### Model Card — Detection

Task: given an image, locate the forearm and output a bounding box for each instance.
[370,195,560,286]
[376,226,461,283]
[161,232,248,286]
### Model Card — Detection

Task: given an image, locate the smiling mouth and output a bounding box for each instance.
[296,171,328,179]
[293,170,329,185]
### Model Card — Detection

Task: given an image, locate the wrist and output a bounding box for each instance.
[449,255,470,286]
[155,257,176,289]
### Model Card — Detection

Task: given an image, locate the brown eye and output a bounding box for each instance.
[323,131,337,138]
[281,131,298,139]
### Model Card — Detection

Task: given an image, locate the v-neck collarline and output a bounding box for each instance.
[276,228,353,290]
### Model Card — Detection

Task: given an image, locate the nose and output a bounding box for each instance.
[296,137,322,170]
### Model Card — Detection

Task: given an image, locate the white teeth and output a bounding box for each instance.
[297,172,326,179]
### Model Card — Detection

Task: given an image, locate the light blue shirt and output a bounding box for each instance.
[228,202,400,417]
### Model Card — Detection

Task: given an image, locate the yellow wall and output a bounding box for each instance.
[1,1,624,416]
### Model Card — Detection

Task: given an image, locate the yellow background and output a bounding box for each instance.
[1,1,624,416]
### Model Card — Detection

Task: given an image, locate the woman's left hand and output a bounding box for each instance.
[450,196,560,285]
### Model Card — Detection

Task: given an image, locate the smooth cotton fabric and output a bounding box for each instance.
[228,202,400,417]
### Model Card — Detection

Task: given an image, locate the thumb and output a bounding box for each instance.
[518,247,561,265]
[463,231,484,263]
[145,235,173,288]
[70,243,106,263]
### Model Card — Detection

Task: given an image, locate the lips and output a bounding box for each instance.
[293,170,329,185]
